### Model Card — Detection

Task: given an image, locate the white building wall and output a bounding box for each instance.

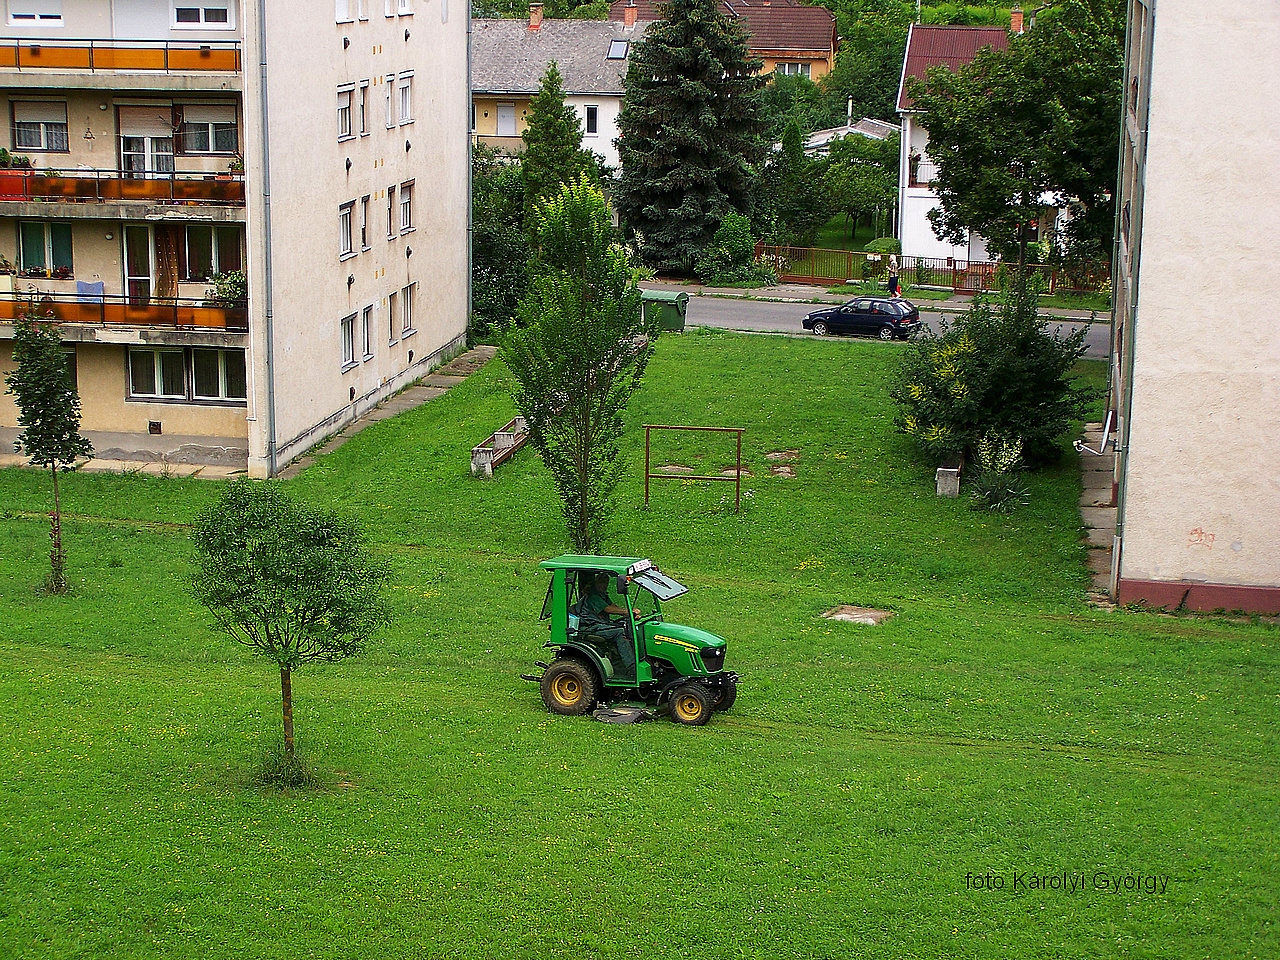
[567,94,621,170]
[242,0,468,475]
[896,113,989,261]
[1116,0,1280,593]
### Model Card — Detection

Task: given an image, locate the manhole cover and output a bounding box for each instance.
[822,605,893,625]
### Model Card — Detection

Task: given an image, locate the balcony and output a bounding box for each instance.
[0,168,245,205]
[0,291,247,332]
[908,159,940,188]
[0,38,241,73]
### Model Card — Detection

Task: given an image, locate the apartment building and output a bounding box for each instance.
[1108,0,1280,613]
[0,0,469,477]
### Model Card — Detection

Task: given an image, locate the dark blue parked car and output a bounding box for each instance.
[802,297,921,340]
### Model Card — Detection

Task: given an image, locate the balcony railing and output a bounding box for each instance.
[0,168,245,204]
[0,38,241,73]
[908,159,941,188]
[0,291,247,331]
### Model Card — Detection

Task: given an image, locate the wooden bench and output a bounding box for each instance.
[470,416,529,478]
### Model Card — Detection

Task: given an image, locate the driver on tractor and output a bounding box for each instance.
[573,572,638,680]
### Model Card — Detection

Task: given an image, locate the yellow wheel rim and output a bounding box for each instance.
[552,674,582,705]
[674,694,701,721]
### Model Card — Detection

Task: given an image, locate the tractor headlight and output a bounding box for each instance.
[701,646,726,672]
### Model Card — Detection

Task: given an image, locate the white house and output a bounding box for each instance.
[471,7,645,170]
[894,23,1010,262]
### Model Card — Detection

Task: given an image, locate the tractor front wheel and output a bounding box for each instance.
[712,677,738,712]
[670,682,713,726]
[541,660,597,716]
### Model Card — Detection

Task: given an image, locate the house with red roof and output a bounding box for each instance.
[895,22,1009,261]
[608,0,838,81]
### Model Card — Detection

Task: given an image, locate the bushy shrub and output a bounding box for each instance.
[695,212,763,285]
[890,276,1095,466]
[863,237,901,255]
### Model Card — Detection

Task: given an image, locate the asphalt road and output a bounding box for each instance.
[684,296,1111,360]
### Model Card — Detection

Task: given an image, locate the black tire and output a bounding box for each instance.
[712,677,738,712]
[670,682,713,726]
[812,320,830,337]
[540,659,597,716]
[878,325,895,341]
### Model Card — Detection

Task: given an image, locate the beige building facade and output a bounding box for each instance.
[1109,0,1280,613]
[0,0,469,476]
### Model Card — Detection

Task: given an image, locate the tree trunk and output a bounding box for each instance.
[280,665,294,758]
[48,462,66,594]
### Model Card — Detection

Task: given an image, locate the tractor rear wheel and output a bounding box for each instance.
[541,660,597,716]
[670,682,713,726]
[712,677,738,712]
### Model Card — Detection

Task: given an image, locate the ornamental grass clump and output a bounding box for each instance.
[890,274,1095,468]
[968,434,1030,514]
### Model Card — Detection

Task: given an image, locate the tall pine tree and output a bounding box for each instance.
[614,0,766,275]
[521,62,591,227]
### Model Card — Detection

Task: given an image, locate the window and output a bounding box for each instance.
[8,1,62,26]
[192,349,247,400]
[178,224,242,281]
[129,350,186,399]
[399,181,413,233]
[397,73,414,124]
[385,74,396,128]
[585,105,598,136]
[360,196,370,249]
[12,101,68,152]
[401,282,415,333]
[606,39,628,59]
[387,290,397,340]
[173,3,234,29]
[337,87,354,140]
[775,62,811,78]
[339,201,355,257]
[358,81,370,135]
[335,0,353,21]
[176,104,237,154]
[398,0,412,12]
[357,0,368,19]
[341,314,356,367]
[19,221,72,277]
[384,0,394,15]
[361,305,373,358]
[386,186,396,238]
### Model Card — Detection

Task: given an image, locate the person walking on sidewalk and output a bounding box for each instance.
[888,254,900,297]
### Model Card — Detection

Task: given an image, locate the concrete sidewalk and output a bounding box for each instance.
[640,280,1107,323]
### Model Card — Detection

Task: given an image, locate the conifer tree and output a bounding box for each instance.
[614,0,766,275]
[521,62,591,226]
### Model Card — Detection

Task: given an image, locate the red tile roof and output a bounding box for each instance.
[608,0,836,55]
[896,24,1009,112]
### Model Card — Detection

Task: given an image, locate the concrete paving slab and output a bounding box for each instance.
[1080,487,1114,507]
[421,374,466,388]
[1085,525,1113,548]
[1081,506,1117,529]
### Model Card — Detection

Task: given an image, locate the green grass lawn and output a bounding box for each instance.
[811,214,880,252]
[1,332,1275,959]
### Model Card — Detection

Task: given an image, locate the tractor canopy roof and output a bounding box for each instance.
[541,555,688,600]
[541,555,650,575]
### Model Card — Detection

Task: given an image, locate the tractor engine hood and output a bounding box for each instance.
[646,622,727,651]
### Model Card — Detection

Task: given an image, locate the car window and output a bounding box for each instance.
[852,300,871,311]
[881,301,903,316]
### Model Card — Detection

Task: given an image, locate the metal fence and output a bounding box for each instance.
[756,244,1110,296]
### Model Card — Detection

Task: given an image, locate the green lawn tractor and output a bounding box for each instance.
[523,556,739,726]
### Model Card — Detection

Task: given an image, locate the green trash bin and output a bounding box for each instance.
[641,290,689,333]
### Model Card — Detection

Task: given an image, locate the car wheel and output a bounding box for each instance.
[540,659,597,716]
[711,677,737,712]
[812,320,830,337]
[670,682,713,726]
[878,325,895,341]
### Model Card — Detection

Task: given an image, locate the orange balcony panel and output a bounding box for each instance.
[90,47,167,71]
[0,170,244,205]
[0,294,248,332]
[167,47,240,71]
[17,45,92,69]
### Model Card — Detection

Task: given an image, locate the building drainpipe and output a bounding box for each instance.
[256,0,278,476]
[466,0,474,341]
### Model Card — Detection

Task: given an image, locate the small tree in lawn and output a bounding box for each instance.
[4,303,93,594]
[192,480,389,772]
[521,61,592,228]
[504,179,658,553]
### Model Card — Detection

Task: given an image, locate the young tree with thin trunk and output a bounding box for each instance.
[191,480,389,760]
[504,180,658,553]
[4,303,93,594]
